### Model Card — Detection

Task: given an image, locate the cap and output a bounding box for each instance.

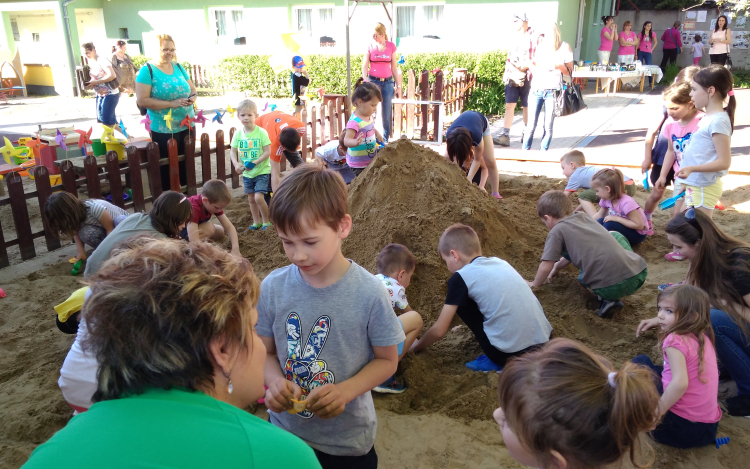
[293,55,306,68]
[514,13,528,22]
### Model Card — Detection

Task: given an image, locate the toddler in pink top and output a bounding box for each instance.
[635,285,721,449]
[591,168,648,246]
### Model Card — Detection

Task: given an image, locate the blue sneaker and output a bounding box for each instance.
[465,354,503,373]
[373,375,407,394]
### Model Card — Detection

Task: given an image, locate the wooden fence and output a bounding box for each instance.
[0,129,236,268]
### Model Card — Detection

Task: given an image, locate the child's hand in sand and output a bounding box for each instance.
[306,383,346,419]
[264,377,303,413]
[636,317,660,337]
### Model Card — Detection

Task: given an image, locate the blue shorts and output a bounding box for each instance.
[505,80,530,108]
[243,173,271,194]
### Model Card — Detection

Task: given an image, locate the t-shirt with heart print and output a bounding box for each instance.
[257,261,404,457]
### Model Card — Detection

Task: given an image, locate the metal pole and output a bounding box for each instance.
[346,0,351,98]
[62,0,79,97]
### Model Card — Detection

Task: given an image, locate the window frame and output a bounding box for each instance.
[207,6,245,44]
[395,2,445,41]
[291,4,336,37]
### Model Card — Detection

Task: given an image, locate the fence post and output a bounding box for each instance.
[127,146,146,212]
[185,133,198,196]
[336,97,344,139]
[33,165,61,253]
[167,138,180,192]
[301,108,309,162]
[344,95,351,121]
[216,129,226,182]
[310,106,318,155]
[406,70,416,138]
[200,133,211,183]
[319,104,328,145]
[432,70,443,143]
[105,151,125,208]
[420,70,429,141]
[229,128,239,189]
[0,216,7,268]
[60,160,77,196]
[146,142,163,200]
[7,172,35,260]
[84,155,101,199]
[327,100,336,146]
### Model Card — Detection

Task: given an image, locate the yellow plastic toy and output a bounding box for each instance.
[100,125,127,160]
[1,136,29,165]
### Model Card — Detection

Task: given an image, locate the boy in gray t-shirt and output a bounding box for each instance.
[257,165,404,464]
[411,224,551,373]
[528,190,648,319]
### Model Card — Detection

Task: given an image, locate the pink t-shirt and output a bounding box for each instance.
[639,32,655,53]
[599,194,648,235]
[660,113,703,172]
[368,41,397,79]
[599,27,614,51]
[619,31,636,55]
[662,333,722,423]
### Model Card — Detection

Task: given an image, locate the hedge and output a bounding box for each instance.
[130,51,508,115]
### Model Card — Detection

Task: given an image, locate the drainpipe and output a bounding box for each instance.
[62,0,79,97]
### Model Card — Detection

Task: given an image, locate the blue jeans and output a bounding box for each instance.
[711,308,750,396]
[523,89,555,151]
[96,92,120,126]
[632,355,717,448]
[637,51,653,85]
[597,218,647,246]
[370,77,395,142]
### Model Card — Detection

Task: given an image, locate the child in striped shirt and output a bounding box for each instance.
[343,79,384,177]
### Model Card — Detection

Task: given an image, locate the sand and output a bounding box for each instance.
[2,137,750,468]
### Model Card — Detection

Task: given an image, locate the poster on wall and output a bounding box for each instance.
[736,15,747,28]
[684,21,696,30]
[686,11,697,20]
[697,11,707,23]
[732,30,749,49]
[711,19,717,30]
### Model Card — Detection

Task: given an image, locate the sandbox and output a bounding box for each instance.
[2,138,750,468]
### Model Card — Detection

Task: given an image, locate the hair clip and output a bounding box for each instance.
[728,89,735,97]
[180,196,188,203]
[607,371,617,388]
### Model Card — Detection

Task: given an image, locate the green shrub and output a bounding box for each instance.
[733,70,750,89]
[662,62,680,86]
[465,50,508,115]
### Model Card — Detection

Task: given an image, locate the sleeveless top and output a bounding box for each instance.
[710,29,730,54]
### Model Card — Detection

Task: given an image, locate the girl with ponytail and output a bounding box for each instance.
[496,338,659,469]
[635,284,721,448]
[674,65,735,219]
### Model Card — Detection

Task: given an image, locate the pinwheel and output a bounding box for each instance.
[1,136,27,165]
[212,109,225,124]
[316,88,325,98]
[180,114,194,129]
[140,114,152,133]
[118,119,128,139]
[100,126,121,144]
[398,55,405,65]
[55,129,68,151]
[227,104,236,118]
[194,110,207,128]
[261,102,270,111]
[26,133,49,159]
[75,127,93,156]
[164,109,174,131]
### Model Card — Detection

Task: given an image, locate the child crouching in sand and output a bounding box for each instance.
[411,224,551,372]
[496,338,659,468]
[374,243,424,394]
[528,190,647,318]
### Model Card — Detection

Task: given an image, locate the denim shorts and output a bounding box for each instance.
[505,80,531,108]
[243,173,271,194]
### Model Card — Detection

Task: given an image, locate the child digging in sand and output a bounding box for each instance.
[411,224,551,372]
[560,150,635,218]
[179,179,241,257]
[496,338,659,469]
[374,243,424,394]
[258,165,404,468]
[528,190,647,318]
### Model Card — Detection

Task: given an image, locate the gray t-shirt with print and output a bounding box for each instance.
[565,166,632,191]
[677,112,731,187]
[256,261,405,457]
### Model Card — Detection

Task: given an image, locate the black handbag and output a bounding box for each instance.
[555,66,586,117]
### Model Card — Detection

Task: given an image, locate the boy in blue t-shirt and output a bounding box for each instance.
[230,99,272,231]
[561,150,635,218]
[257,165,404,466]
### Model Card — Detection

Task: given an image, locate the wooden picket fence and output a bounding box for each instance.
[0,129,237,268]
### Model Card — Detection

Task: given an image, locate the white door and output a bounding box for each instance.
[574,0,586,61]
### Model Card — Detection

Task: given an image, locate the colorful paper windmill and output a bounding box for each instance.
[194,110,207,128]
[164,109,174,131]
[1,136,27,165]
[26,133,49,159]
[180,114,194,129]
[55,129,68,151]
[227,104,236,118]
[212,109,225,124]
[118,119,128,139]
[75,127,93,149]
[100,126,122,144]
[140,114,152,133]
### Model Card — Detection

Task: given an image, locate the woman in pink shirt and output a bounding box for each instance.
[617,21,638,64]
[635,285,721,448]
[637,21,658,85]
[660,21,684,71]
[598,16,618,64]
[361,22,402,142]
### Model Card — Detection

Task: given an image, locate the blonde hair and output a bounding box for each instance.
[561,150,585,167]
[438,223,482,257]
[236,99,257,115]
[374,23,388,42]
[591,168,625,201]
[157,34,177,61]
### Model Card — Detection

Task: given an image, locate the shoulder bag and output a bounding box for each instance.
[671,28,681,54]
[555,65,586,117]
[137,62,188,116]
[725,30,733,70]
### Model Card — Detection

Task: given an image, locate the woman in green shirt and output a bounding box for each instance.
[25,239,321,469]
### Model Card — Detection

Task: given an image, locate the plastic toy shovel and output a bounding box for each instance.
[643,170,650,193]
[659,191,685,210]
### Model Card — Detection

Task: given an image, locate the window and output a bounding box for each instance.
[210,8,244,45]
[396,4,444,40]
[11,20,20,41]
[32,33,40,43]
[119,28,129,40]
[292,5,336,47]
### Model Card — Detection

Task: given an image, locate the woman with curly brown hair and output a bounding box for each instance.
[27,239,321,468]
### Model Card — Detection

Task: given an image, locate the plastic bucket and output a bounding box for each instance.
[104,142,126,161]
[91,139,107,156]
